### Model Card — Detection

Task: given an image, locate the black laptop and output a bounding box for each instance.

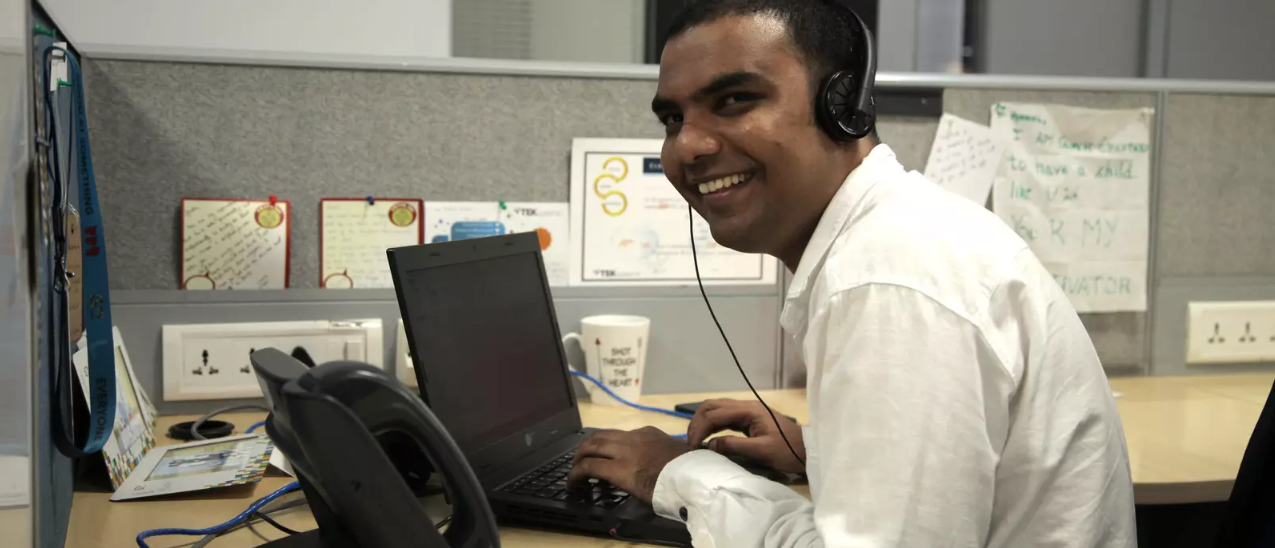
[387,232,692,546]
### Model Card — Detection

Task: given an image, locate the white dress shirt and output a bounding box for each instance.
[652,144,1137,547]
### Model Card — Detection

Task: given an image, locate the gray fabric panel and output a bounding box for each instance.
[84,59,662,289]
[1158,94,1275,278]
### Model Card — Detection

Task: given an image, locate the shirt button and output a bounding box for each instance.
[679,507,688,521]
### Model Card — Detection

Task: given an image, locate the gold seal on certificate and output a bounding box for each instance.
[255,204,285,229]
[388,202,418,227]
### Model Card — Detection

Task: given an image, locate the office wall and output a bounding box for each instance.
[982,0,1143,77]
[83,58,790,415]
[1150,93,1275,375]
[1164,0,1275,81]
[80,50,1275,414]
[39,0,451,59]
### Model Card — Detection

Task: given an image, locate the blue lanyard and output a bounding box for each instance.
[41,45,116,457]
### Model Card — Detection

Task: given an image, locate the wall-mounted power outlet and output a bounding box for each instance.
[1186,301,1275,364]
[162,319,384,401]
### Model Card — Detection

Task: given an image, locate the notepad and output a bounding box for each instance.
[320,198,424,289]
[181,198,291,290]
[923,113,1008,206]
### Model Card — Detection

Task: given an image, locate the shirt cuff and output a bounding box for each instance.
[652,449,751,522]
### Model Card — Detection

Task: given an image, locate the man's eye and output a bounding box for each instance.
[660,113,684,127]
[718,93,760,111]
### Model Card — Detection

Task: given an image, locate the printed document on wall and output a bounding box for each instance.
[320,198,423,289]
[568,138,778,287]
[923,113,1008,206]
[181,198,290,290]
[424,201,571,286]
[990,102,1153,312]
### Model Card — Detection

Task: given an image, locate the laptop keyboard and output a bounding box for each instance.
[498,451,632,509]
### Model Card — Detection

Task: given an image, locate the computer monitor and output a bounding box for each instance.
[388,232,583,475]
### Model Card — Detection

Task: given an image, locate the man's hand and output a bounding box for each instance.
[568,427,692,503]
[687,398,806,474]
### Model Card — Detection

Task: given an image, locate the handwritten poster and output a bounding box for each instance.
[425,201,571,286]
[320,198,423,289]
[924,113,1008,205]
[990,102,1153,312]
[568,138,778,287]
[181,199,291,290]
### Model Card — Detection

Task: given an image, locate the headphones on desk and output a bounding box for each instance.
[813,0,879,142]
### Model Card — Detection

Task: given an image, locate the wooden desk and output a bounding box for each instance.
[1110,373,1273,504]
[67,375,1273,547]
[67,390,805,548]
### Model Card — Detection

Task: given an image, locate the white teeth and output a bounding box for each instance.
[696,173,749,195]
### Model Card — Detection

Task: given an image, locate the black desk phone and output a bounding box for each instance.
[249,347,500,548]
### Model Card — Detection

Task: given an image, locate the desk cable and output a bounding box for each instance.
[568,370,692,439]
[136,481,300,548]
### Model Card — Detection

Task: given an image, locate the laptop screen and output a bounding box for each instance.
[399,250,574,456]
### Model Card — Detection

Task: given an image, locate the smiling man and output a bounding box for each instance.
[567,1,1137,546]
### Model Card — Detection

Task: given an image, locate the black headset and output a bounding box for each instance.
[814,0,878,141]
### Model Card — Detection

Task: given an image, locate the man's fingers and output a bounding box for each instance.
[688,404,762,448]
[708,434,771,460]
[568,457,623,486]
[573,433,623,464]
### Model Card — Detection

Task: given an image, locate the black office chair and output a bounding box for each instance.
[1214,375,1275,547]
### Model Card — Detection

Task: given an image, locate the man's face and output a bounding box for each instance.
[653,14,844,256]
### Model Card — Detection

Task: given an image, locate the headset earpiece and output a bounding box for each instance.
[814,1,878,142]
[816,70,874,141]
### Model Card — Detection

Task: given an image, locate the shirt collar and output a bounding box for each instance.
[784,143,902,303]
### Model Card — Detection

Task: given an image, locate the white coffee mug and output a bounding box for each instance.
[562,315,650,407]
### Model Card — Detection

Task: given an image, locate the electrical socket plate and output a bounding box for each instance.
[1186,301,1275,364]
[162,319,384,401]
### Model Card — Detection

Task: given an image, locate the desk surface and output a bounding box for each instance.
[68,374,1273,547]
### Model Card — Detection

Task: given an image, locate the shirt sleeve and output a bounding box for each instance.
[651,283,1015,548]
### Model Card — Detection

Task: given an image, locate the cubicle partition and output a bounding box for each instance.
[79,53,1275,415]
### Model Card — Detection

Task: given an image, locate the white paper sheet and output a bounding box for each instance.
[568,138,778,286]
[502,202,571,287]
[111,435,273,501]
[0,456,28,509]
[424,201,571,286]
[990,102,1153,312]
[320,198,423,289]
[181,199,290,290]
[923,113,1008,205]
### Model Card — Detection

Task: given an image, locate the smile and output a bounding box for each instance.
[696,173,753,196]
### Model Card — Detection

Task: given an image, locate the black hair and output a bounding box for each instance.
[664,0,879,141]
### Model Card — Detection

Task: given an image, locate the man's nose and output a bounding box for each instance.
[672,124,722,167]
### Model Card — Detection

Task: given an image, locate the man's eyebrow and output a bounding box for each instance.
[695,71,765,99]
[650,70,766,114]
